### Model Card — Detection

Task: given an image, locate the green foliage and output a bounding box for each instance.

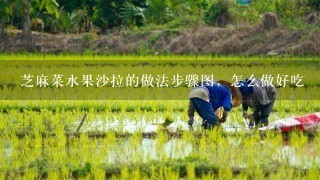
[252,0,275,14]
[0,0,10,22]
[167,0,208,16]
[29,157,51,175]
[92,0,125,30]
[188,0,209,14]
[54,9,73,32]
[39,0,59,18]
[72,163,92,178]
[138,42,155,55]
[59,0,91,13]
[162,113,174,127]
[204,0,231,26]
[111,103,122,113]
[307,0,320,11]
[0,0,10,38]
[167,0,186,15]
[2,0,320,33]
[150,33,159,44]
[274,0,307,18]
[146,0,172,24]
[120,1,146,26]
[140,103,154,112]
[229,4,260,24]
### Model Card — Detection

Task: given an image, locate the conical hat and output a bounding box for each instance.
[217,80,242,107]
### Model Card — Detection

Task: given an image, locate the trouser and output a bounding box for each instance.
[190,97,217,129]
[253,101,275,127]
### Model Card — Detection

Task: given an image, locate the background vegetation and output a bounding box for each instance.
[0,0,319,39]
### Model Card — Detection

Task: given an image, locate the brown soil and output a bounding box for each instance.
[1,25,319,55]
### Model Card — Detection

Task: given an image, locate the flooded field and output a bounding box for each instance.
[1,56,320,178]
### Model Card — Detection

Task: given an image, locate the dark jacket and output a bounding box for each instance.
[242,79,276,111]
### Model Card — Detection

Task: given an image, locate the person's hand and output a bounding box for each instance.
[219,116,227,123]
[247,113,253,120]
[249,119,254,128]
[246,114,254,128]
[242,111,248,119]
[188,118,194,126]
[220,110,227,123]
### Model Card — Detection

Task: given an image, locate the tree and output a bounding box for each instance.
[146,0,171,24]
[307,0,320,11]
[92,0,131,32]
[19,0,59,38]
[22,0,31,38]
[0,0,9,39]
[120,1,146,26]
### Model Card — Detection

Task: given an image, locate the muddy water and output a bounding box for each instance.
[3,115,318,169]
[77,116,251,133]
[105,138,193,164]
[68,115,320,168]
[104,138,319,168]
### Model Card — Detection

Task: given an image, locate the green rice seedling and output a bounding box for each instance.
[246,167,265,180]
[181,131,195,145]
[156,130,169,161]
[129,132,143,162]
[187,163,195,179]
[161,113,174,128]
[268,165,295,180]
[201,173,215,180]
[209,130,232,166]
[140,104,154,112]
[132,167,142,180]
[110,103,122,113]
[23,168,39,179]
[1,54,320,178]
[120,166,129,179]
[157,167,179,180]
[305,166,320,179]
[172,102,186,112]
[89,167,106,179]
[47,170,60,180]
[0,172,6,180]
[125,104,136,112]
[218,166,233,179]
[198,132,208,159]
[60,166,71,179]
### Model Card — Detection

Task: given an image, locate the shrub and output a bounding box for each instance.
[228,2,260,24]
[307,0,320,11]
[81,33,99,49]
[275,0,311,18]
[204,1,231,27]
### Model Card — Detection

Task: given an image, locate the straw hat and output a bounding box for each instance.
[217,80,242,107]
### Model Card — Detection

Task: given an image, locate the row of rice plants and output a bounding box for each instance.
[0,128,319,178]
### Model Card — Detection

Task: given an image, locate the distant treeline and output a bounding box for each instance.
[0,0,319,37]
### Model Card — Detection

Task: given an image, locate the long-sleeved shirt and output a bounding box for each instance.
[242,79,277,111]
[188,83,232,119]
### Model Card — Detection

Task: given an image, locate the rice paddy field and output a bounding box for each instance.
[0,54,320,179]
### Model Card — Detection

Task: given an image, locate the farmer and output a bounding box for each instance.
[188,80,242,129]
[238,78,277,127]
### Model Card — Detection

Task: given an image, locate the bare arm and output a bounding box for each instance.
[188,100,195,125]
